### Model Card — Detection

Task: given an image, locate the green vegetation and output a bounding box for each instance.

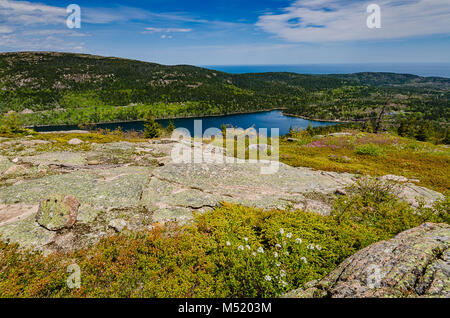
[143,111,162,139]
[166,121,176,135]
[0,179,447,298]
[281,130,450,193]
[1,52,448,136]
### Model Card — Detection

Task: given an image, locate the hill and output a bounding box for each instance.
[0,52,448,127]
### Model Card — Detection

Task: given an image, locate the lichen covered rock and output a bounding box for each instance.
[284,223,450,298]
[35,194,80,231]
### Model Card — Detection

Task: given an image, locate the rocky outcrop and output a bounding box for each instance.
[284,223,450,298]
[0,138,445,253]
[36,194,80,231]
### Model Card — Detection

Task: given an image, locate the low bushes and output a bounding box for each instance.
[0,181,448,298]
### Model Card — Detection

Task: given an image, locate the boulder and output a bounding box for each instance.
[328,132,352,137]
[108,219,127,233]
[2,164,27,177]
[67,138,84,145]
[284,223,450,298]
[247,144,273,152]
[35,194,80,231]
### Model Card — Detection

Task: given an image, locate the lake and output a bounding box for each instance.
[33,110,338,137]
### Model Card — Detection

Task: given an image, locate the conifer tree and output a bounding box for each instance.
[143,111,162,139]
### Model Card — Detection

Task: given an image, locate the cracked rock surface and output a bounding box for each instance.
[0,138,445,254]
[284,223,450,298]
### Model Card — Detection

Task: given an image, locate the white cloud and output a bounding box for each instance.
[0,26,14,33]
[256,0,450,42]
[143,27,192,34]
[0,0,66,25]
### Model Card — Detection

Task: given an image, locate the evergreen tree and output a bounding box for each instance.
[288,125,295,136]
[363,120,373,133]
[221,124,227,137]
[165,120,176,135]
[415,121,431,142]
[397,119,408,137]
[306,123,313,136]
[143,111,162,139]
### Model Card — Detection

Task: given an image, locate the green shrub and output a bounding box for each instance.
[0,181,448,298]
[355,143,383,156]
[143,111,162,139]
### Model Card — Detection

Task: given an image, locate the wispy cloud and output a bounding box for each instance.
[256,0,450,42]
[143,27,192,34]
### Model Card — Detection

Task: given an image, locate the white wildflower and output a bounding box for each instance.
[252,252,257,257]
[285,251,289,256]
[280,280,288,287]
[274,252,279,258]
[257,247,265,254]
[300,257,307,264]
[276,263,281,267]
[316,244,322,251]
[246,245,251,250]
[226,241,231,246]
[238,245,244,251]
[286,232,292,239]
[279,228,285,235]
[275,244,282,249]
[296,238,302,244]
[244,237,248,242]
[265,275,272,281]
[280,270,286,277]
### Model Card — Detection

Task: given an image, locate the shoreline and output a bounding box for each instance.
[281,112,357,124]
[28,108,290,129]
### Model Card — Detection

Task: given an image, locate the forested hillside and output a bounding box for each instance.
[0,52,448,133]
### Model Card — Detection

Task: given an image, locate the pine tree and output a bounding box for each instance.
[221,124,227,137]
[165,120,176,135]
[397,119,408,137]
[306,123,313,136]
[415,121,431,142]
[288,125,294,136]
[143,111,162,139]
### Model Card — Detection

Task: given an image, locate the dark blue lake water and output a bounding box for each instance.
[34,110,337,137]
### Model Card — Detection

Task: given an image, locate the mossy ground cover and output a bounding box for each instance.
[0,179,448,298]
[279,131,450,193]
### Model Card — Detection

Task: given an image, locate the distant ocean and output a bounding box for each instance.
[204,64,450,78]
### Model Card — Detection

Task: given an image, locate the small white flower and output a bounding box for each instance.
[244,237,248,242]
[285,251,289,256]
[274,252,279,258]
[252,252,257,257]
[246,245,251,250]
[286,232,292,239]
[276,263,281,267]
[307,244,314,250]
[275,244,282,249]
[280,280,288,287]
[257,247,265,254]
[265,275,272,281]
[279,228,285,235]
[296,238,302,244]
[301,257,307,264]
[226,241,231,246]
[280,270,286,277]
[316,244,322,251]
[238,245,244,251]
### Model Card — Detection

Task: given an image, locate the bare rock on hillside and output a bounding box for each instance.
[284,223,450,298]
[36,194,80,231]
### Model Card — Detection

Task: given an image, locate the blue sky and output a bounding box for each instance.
[0,0,449,65]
